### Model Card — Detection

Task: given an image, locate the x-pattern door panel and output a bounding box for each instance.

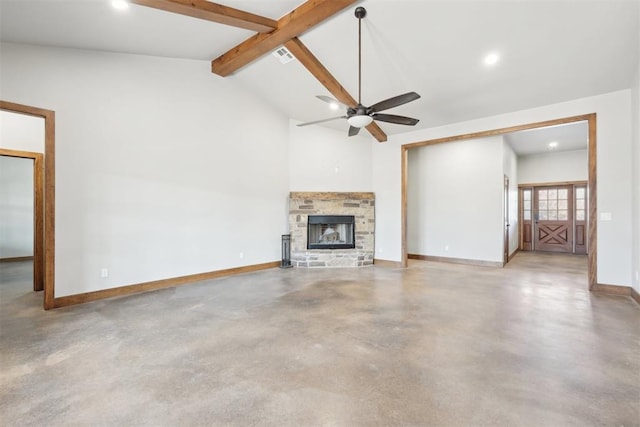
[534,186,573,253]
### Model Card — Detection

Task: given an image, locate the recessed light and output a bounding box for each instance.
[329,102,339,110]
[484,52,500,66]
[112,0,129,10]
[548,141,559,150]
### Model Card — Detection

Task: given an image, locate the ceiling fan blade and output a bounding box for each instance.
[372,113,420,126]
[316,95,350,109]
[348,126,361,136]
[297,116,347,127]
[368,92,421,113]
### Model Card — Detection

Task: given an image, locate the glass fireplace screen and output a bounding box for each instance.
[307,215,355,250]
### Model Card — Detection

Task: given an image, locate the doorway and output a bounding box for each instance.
[519,182,587,254]
[0,101,56,309]
[0,151,43,291]
[401,113,597,290]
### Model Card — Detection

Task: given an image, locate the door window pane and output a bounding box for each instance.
[548,210,558,220]
[539,190,547,199]
[558,200,567,210]
[539,211,548,220]
[576,199,585,210]
[548,189,557,199]
[524,200,531,210]
[558,189,568,199]
[558,211,568,220]
[524,190,531,201]
[576,188,585,198]
[576,210,585,221]
[524,211,531,220]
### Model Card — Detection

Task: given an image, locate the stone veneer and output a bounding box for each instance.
[289,192,374,268]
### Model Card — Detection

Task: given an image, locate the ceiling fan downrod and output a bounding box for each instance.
[355,6,366,105]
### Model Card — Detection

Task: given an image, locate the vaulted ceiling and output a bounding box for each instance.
[1,0,638,145]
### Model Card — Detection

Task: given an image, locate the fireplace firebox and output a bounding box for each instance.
[307,215,355,250]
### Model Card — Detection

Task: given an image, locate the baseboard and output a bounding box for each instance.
[508,248,520,262]
[0,256,34,263]
[53,261,280,308]
[593,283,637,302]
[373,258,403,268]
[408,254,503,268]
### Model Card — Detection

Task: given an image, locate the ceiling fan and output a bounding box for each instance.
[298,6,421,137]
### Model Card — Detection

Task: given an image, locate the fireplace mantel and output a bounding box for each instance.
[290,192,374,201]
[288,192,374,268]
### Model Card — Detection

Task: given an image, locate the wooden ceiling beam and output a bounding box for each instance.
[284,37,388,143]
[130,0,277,33]
[211,0,357,77]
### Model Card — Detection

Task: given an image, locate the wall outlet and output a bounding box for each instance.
[239,252,244,259]
[445,245,449,252]
[100,268,108,278]
[378,248,383,253]
[636,271,639,281]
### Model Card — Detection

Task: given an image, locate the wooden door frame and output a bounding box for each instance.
[518,180,588,254]
[401,113,597,290]
[0,149,44,291]
[1,101,56,309]
[503,174,510,266]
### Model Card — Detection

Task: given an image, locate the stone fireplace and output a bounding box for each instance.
[289,192,374,267]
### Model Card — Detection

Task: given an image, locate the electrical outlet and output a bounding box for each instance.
[378,248,383,253]
[445,245,449,252]
[239,252,244,259]
[100,268,109,278]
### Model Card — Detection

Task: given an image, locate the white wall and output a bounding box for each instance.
[375,90,634,288]
[407,136,504,263]
[288,120,372,192]
[517,149,588,184]
[0,156,33,258]
[0,111,45,153]
[1,43,290,297]
[503,140,518,256]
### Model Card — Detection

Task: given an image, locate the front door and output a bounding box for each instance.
[534,185,573,252]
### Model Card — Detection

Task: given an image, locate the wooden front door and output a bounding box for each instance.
[534,186,573,253]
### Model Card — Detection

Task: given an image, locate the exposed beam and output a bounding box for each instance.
[130,0,277,33]
[284,37,388,143]
[211,0,357,77]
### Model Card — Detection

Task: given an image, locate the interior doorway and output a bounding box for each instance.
[0,151,43,290]
[0,101,56,309]
[401,113,597,290]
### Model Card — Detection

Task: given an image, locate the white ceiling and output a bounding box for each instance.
[505,121,588,156]
[1,0,638,150]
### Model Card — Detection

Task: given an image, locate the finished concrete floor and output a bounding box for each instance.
[1,252,638,426]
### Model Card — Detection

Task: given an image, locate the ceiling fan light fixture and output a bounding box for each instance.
[347,115,373,128]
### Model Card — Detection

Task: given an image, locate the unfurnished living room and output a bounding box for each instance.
[1,0,639,425]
